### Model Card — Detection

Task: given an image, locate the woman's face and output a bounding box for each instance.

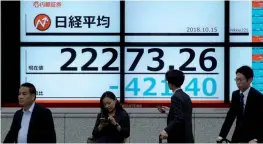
[102,97,116,112]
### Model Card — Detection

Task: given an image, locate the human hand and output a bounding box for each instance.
[160,130,168,140]
[162,106,169,111]
[108,116,117,125]
[157,106,169,113]
[99,118,108,127]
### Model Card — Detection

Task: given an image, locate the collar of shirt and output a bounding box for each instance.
[173,88,181,94]
[240,87,250,97]
[240,87,250,104]
[23,102,35,113]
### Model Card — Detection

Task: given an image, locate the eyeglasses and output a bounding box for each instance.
[234,78,246,82]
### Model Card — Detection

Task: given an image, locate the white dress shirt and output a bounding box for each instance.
[17,102,35,144]
[240,87,250,110]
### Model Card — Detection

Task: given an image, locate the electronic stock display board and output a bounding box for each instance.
[20,1,225,106]
[230,1,263,97]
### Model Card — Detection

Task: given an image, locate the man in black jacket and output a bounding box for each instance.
[4,82,56,143]
[159,69,194,143]
[217,66,263,143]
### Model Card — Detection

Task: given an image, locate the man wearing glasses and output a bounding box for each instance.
[217,66,263,143]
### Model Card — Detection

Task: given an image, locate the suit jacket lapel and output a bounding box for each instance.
[17,109,23,129]
[27,104,37,142]
[244,87,254,114]
[14,110,23,143]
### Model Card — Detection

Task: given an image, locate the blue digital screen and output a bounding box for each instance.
[230,1,263,42]
[230,47,263,98]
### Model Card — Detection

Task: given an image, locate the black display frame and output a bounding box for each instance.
[2,1,261,107]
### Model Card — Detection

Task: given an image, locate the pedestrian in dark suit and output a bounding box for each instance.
[158,69,194,143]
[3,82,56,143]
[217,65,263,143]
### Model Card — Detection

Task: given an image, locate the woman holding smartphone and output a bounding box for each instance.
[91,91,130,143]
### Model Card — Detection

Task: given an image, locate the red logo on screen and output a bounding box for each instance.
[33,1,62,8]
[34,14,51,31]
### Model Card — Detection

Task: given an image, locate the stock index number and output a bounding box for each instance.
[179,48,217,71]
[60,48,119,71]
[128,48,164,71]
[127,48,217,72]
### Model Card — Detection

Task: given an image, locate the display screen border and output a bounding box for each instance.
[3,1,262,108]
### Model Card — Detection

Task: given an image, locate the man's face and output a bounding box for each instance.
[235,72,251,91]
[18,86,35,106]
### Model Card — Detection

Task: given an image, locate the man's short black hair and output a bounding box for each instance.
[21,82,36,95]
[236,65,254,80]
[165,69,185,87]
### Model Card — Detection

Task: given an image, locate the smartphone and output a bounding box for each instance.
[157,106,165,113]
[100,118,108,123]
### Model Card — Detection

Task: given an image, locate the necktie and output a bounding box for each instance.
[240,93,244,113]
